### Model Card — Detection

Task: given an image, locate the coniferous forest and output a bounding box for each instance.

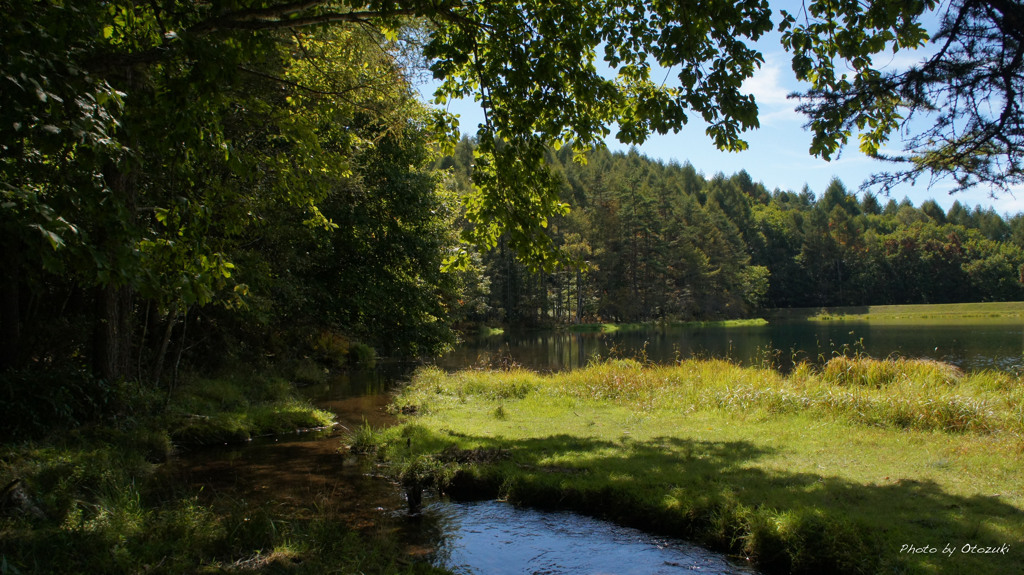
[443,138,1024,327]
[4,0,1023,387]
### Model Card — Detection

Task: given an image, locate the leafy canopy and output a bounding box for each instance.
[5,0,1009,277]
[782,0,1024,194]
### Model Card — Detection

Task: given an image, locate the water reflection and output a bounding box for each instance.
[168,319,1021,573]
[167,366,417,525]
[425,500,758,575]
[440,320,1024,373]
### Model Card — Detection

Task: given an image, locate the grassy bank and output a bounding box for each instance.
[566,318,768,333]
[366,358,1024,574]
[167,374,336,446]
[769,301,1024,323]
[0,371,447,575]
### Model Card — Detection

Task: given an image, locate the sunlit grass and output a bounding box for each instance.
[566,322,623,333]
[785,301,1024,322]
[566,319,768,333]
[476,325,505,337]
[679,318,769,328]
[378,358,1024,574]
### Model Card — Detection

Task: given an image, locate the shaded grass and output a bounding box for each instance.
[0,372,449,575]
[375,358,1024,574]
[168,375,336,445]
[0,438,448,574]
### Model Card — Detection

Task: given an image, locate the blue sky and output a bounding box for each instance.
[419,0,1023,215]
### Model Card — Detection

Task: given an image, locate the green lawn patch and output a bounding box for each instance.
[679,318,769,328]
[368,358,1024,575]
[771,301,1024,323]
[566,322,624,333]
[566,319,768,333]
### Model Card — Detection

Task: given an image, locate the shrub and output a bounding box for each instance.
[311,330,351,366]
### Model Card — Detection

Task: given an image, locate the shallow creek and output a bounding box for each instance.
[171,365,760,574]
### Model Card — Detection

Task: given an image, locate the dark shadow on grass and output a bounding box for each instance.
[401,429,1023,575]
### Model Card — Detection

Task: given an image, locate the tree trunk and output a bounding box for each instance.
[151,304,177,386]
[575,269,584,323]
[0,248,21,370]
[92,284,133,381]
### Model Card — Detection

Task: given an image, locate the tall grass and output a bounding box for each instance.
[378,355,1024,574]
[406,357,1021,435]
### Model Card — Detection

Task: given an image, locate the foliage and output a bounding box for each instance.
[3,0,1020,381]
[1,1,466,386]
[440,143,1024,326]
[784,0,1024,194]
[0,368,163,440]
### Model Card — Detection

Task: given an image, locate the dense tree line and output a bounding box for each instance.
[3,0,1022,389]
[443,140,1024,326]
[0,3,465,389]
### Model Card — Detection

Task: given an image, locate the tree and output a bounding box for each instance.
[783,0,1024,194]
[6,0,1019,379]
[0,1,457,379]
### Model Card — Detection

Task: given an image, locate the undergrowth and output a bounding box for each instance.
[0,372,445,575]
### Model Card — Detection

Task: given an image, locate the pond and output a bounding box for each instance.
[175,316,1022,573]
[439,319,1024,373]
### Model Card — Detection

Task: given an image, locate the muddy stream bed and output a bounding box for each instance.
[169,366,759,574]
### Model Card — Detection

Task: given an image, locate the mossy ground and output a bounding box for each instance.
[369,358,1024,574]
[167,375,336,445]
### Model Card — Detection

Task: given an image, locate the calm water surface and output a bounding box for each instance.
[440,319,1024,373]
[173,367,760,574]
[174,318,1022,574]
[429,500,759,575]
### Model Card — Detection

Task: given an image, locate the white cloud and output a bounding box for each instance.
[742,54,801,125]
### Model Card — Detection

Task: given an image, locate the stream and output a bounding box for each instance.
[174,318,1024,572]
[173,365,759,574]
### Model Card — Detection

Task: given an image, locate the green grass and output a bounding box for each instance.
[770,301,1024,323]
[0,372,447,575]
[168,375,336,445]
[372,358,1024,574]
[567,319,768,333]
[566,322,627,333]
[679,318,769,328]
[0,438,449,574]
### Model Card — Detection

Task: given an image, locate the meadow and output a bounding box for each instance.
[770,301,1024,323]
[366,356,1024,574]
